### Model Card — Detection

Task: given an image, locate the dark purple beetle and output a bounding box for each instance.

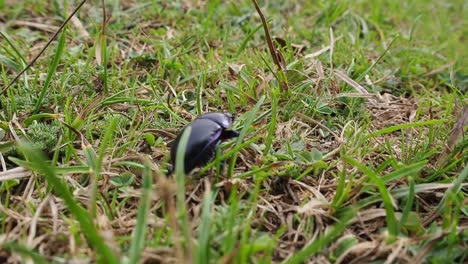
[167,112,239,175]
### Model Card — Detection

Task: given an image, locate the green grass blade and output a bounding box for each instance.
[195,71,205,116]
[331,162,348,209]
[236,24,263,57]
[381,160,427,183]
[221,184,241,254]
[127,158,153,264]
[356,182,464,209]
[356,35,398,82]
[366,119,445,139]
[264,86,278,155]
[196,182,214,263]
[34,27,67,113]
[400,176,415,227]
[0,31,27,64]
[0,31,29,89]
[283,208,356,264]
[90,117,119,216]
[175,126,192,257]
[0,54,21,71]
[4,242,54,264]
[228,95,265,177]
[14,142,119,264]
[437,163,468,214]
[238,176,263,263]
[55,165,91,174]
[23,113,60,126]
[343,155,400,239]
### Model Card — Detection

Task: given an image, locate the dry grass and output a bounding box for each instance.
[0,0,467,263]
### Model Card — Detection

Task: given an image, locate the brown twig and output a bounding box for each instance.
[102,0,107,36]
[436,104,468,167]
[251,0,280,69]
[251,0,289,91]
[1,0,87,95]
[99,0,109,93]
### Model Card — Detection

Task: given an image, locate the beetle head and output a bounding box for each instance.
[198,112,234,129]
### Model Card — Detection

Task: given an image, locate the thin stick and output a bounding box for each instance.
[251,0,281,70]
[251,0,289,91]
[1,0,87,95]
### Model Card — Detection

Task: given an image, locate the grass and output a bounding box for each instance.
[0,0,467,263]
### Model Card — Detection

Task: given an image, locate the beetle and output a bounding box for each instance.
[167,112,239,175]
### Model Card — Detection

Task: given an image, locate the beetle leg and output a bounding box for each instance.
[220,130,239,140]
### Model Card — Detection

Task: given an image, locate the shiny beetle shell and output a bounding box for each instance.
[197,112,234,129]
[168,112,239,175]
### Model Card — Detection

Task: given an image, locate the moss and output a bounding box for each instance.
[27,121,61,153]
